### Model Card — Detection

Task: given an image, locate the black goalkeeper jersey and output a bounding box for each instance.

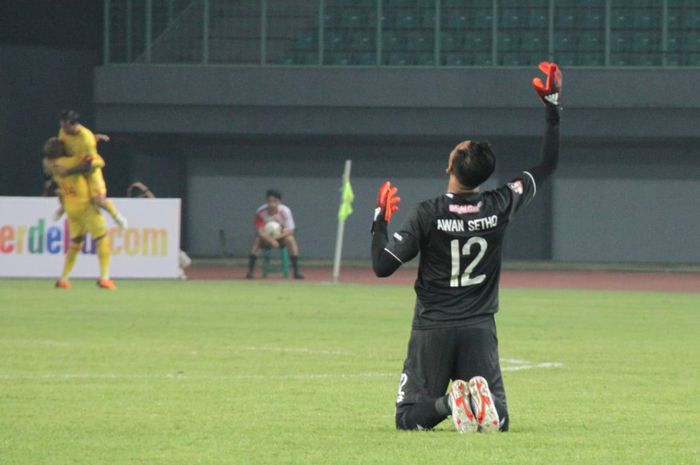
[382,172,537,329]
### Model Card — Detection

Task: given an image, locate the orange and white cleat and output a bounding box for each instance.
[97,279,117,290]
[55,279,71,289]
[468,376,500,433]
[449,379,478,433]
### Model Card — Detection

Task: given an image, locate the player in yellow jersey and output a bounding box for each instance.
[56,110,128,229]
[42,137,116,290]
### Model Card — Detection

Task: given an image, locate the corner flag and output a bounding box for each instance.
[333,160,352,283]
[338,179,354,221]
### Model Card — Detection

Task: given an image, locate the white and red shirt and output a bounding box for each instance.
[255,204,295,231]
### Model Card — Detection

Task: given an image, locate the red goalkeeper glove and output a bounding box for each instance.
[532,61,562,107]
[376,181,400,223]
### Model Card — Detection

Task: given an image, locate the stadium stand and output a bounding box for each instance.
[104,0,700,68]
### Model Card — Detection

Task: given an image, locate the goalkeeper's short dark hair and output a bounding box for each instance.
[453,141,496,188]
[266,189,282,200]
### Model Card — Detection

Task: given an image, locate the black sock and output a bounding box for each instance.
[397,400,449,430]
[290,255,299,273]
[248,254,257,273]
[435,395,451,416]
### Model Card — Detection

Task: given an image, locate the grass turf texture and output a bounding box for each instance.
[1,280,698,465]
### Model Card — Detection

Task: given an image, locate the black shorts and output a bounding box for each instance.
[395,315,509,429]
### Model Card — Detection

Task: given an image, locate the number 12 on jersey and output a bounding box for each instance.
[450,237,487,287]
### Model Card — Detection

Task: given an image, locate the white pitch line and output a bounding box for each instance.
[0,372,396,381]
[236,346,354,356]
[502,362,563,372]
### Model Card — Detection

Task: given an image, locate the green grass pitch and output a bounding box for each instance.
[1,279,698,465]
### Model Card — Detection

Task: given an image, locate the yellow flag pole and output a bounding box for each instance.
[332,160,352,284]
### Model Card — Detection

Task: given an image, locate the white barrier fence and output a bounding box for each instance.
[0,197,181,278]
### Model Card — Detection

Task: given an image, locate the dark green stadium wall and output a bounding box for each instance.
[92,66,700,262]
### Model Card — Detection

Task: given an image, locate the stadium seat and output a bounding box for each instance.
[262,247,289,278]
[465,31,490,51]
[474,53,493,66]
[521,31,547,52]
[415,53,436,66]
[666,9,681,29]
[406,31,432,51]
[633,9,655,29]
[580,53,604,66]
[497,32,520,52]
[323,9,342,27]
[499,9,523,28]
[683,10,700,29]
[473,9,494,28]
[351,31,374,51]
[612,11,633,29]
[632,32,658,53]
[340,9,366,28]
[666,34,681,52]
[664,54,682,66]
[441,31,464,51]
[687,33,700,51]
[500,53,528,67]
[295,33,316,51]
[631,54,661,66]
[325,31,347,51]
[580,9,604,28]
[687,53,700,66]
[421,9,436,28]
[554,52,578,67]
[555,8,576,29]
[444,12,469,29]
[579,31,603,52]
[556,30,578,52]
[355,52,377,66]
[386,53,412,66]
[611,31,634,52]
[382,31,404,50]
[393,9,419,28]
[529,9,548,28]
[442,53,470,66]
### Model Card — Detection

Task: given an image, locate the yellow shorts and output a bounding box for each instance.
[67,205,108,241]
[86,168,107,198]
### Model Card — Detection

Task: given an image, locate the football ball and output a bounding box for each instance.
[263,221,282,239]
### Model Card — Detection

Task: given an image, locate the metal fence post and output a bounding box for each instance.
[126,0,133,62]
[376,0,383,66]
[145,0,152,63]
[661,0,668,67]
[491,0,498,66]
[604,0,611,66]
[434,0,441,66]
[103,0,110,64]
[548,0,554,61]
[261,0,267,65]
[203,0,209,64]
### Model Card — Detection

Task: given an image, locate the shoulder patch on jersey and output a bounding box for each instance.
[507,180,524,195]
[393,233,403,242]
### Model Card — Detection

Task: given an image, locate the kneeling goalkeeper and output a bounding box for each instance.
[371,63,562,433]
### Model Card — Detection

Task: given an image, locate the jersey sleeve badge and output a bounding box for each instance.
[507,180,524,195]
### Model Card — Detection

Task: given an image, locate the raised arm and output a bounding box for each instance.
[527,62,562,186]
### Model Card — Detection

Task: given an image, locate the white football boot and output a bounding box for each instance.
[468,376,500,433]
[448,379,478,433]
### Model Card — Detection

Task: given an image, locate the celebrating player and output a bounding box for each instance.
[246,189,304,279]
[371,62,562,433]
[43,137,116,290]
[55,110,127,229]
